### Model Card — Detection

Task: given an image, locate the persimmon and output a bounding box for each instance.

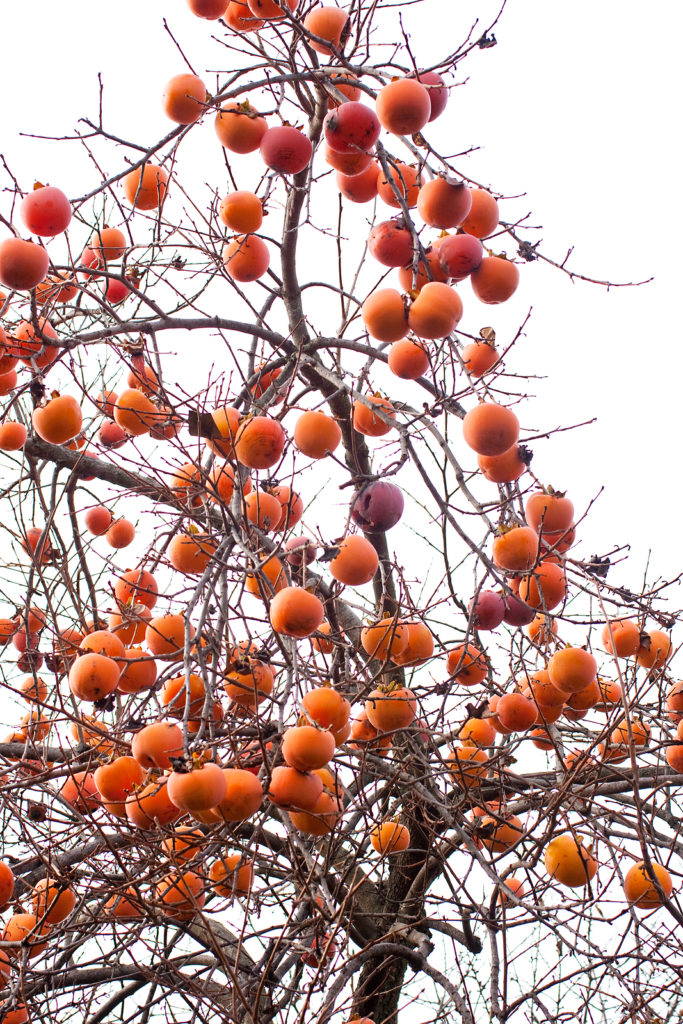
[225,0,265,30]
[32,878,76,924]
[260,125,312,174]
[219,190,263,233]
[80,629,125,659]
[408,280,463,338]
[282,725,335,772]
[326,72,362,105]
[525,668,565,709]
[162,826,205,864]
[131,721,183,770]
[376,78,431,135]
[377,162,420,208]
[397,245,449,292]
[461,188,500,238]
[248,0,297,18]
[361,288,408,342]
[348,710,392,755]
[3,913,50,959]
[214,768,263,821]
[517,561,566,611]
[106,518,135,549]
[114,567,158,609]
[32,394,82,445]
[20,186,71,238]
[60,771,100,814]
[209,854,253,896]
[160,673,206,718]
[224,656,274,707]
[93,756,145,803]
[234,415,285,469]
[391,621,434,666]
[269,484,303,531]
[388,339,429,379]
[223,234,270,282]
[471,256,520,304]
[548,647,597,695]
[162,73,207,124]
[113,388,160,436]
[126,777,181,829]
[269,586,324,638]
[446,643,488,685]
[293,409,341,459]
[496,693,538,732]
[595,676,622,710]
[0,864,14,910]
[353,394,395,436]
[104,887,144,920]
[636,629,671,670]
[245,553,287,597]
[365,687,416,731]
[311,619,334,653]
[156,870,205,920]
[477,812,524,853]
[268,765,323,810]
[90,226,126,261]
[123,164,168,210]
[609,718,651,751]
[68,653,120,701]
[145,613,192,658]
[565,678,601,712]
[368,218,413,267]
[323,101,381,154]
[601,618,640,658]
[459,717,496,748]
[525,490,574,533]
[288,790,341,836]
[447,745,488,787]
[492,526,538,572]
[301,687,350,731]
[215,100,267,153]
[623,861,672,909]
[329,535,379,586]
[168,531,217,574]
[0,421,26,451]
[462,402,520,457]
[303,5,348,53]
[167,762,227,813]
[462,340,498,376]
[36,271,78,304]
[337,165,380,208]
[0,369,17,395]
[361,618,408,661]
[0,237,49,290]
[545,834,598,888]
[108,603,151,647]
[325,144,374,175]
[417,177,472,228]
[371,821,410,855]
[188,0,230,15]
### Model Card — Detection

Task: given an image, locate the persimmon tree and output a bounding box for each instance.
[0,3,679,1024]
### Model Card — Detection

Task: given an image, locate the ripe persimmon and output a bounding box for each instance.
[145,613,192,658]
[461,188,500,238]
[156,870,205,920]
[329,535,379,586]
[303,6,349,53]
[114,567,158,609]
[214,768,263,822]
[417,177,472,228]
[293,410,341,459]
[260,125,313,174]
[353,394,395,436]
[368,219,413,267]
[269,586,324,638]
[268,765,323,810]
[361,288,408,342]
[162,73,207,125]
[282,725,336,772]
[223,234,270,282]
[234,415,286,469]
[446,643,488,685]
[492,527,539,572]
[623,861,672,908]
[477,445,529,484]
[462,340,498,376]
[471,256,520,304]
[0,237,49,290]
[377,162,420,208]
[215,100,267,153]
[167,762,227,813]
[68,653,120,701]
[209,854,253,895]
[517,561,566,611]
[219,190,263,233]
[525,490,574,533]
[288,790,341,836]
[376,78,431,135]
[545,834,598,888]
[168,532,217,574]
[106,518,135,549]
[370,821,410,855]
[123,164,168,211]
[601,618,640,658]
[365,686,416,731]
[388,339,429,379]
[391,621,434,666]
[462,403,520,457]
[548,647,597,695]
[408,280,463,338]
[636,629,671,670]
[32,394,82,445]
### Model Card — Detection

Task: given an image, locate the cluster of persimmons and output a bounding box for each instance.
[0,2,677,1023]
